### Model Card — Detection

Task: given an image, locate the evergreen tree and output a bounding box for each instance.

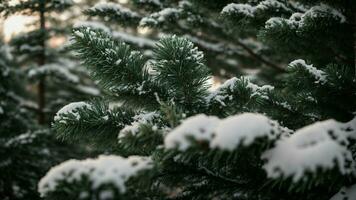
[77,0,289,80]
[38,0,356,198]
[0,40,81,200]
[0,0,100,125]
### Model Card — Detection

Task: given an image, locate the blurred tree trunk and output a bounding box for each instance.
[38,0,46,124]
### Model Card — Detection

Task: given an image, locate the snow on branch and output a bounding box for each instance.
[136,0,162,7]
[288,59,327,83]
[28,63,80,83]
[38,155,153,197]
[265,3,346,30]
[206,77,274,107]
[140,7,180,27]
[330,184,356,200]
[164,113,289,151]
[73,21,110,33]
[119,111,159,139]
[54,101,92,123]
[221,0,291,18]
[88,2,140,19]
[164,114,220,151]
[113,31,156,48]
[262,117,356,182]
[5,132,37,147]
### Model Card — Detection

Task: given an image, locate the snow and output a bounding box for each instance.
[74,30,84,38]
[54,101,92,123]
[0,44,14,60]
[211,113,286,150]
[265,17,284,29]
[222,0,290,18]
[206,77,274,107]
[289,59,327,83]
[113,31,155,48]
[246,80,274,98]
[185,35,225,53]
[118,112,159,139]
[262,118,356,182]
[19,45,43,52]
[99,190,114,199]
[305,3,346,23]
[5,132,36,147]
[56,0,73,5]
[257,0,290,12]
[164,114,220,151]
[265,4,346,30]
[74,21,110,33]
[28,63,80,83]
[330,184,356,200]
[115,59,122,65]
[89,2,139,18]
[75,85,100,96]
[219,77,239,91]
[164,113,289,151]
[140,8,180,26]
[206,77,238,106]
[38,155,153,197]
[222,4,254,17]
[136,0,161,6]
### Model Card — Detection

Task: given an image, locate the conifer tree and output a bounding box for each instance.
[38,0,356,198]
[0,40,81,200]
[79,0,288,79]
[0,0,100,125]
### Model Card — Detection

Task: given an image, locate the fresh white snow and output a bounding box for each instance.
[5,132,37,147]
[210,113,283,150]
[136,0,161,6]
[265,3,346,30]
[289,59,327,83]
[38,155,153,197]
[54,101,92,123]
[119,112,159,139]
[74,30,84,38]
[113,31,156,48]
[140,8,180,26]
[222,4,254,17]
[164,114,220,150]
[89,2,139,18]
[330,184,356,200]
[164,113,288,151]
[206,77,274,107]
[222,0,291,18]
[263,118,356,182]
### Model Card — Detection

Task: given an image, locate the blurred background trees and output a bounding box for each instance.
[1,0,356,199]
[0,0,100,199]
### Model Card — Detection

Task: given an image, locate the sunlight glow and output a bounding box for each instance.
[137,27,152,35]
[3,15,37,42]
[207,76,222,91]
[118,0,129,4]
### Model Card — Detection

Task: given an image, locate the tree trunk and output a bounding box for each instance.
[353,7,356,77]
[37,0,46,124]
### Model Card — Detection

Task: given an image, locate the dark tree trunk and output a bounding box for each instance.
[353,8,356,76]
[37,0,46,124]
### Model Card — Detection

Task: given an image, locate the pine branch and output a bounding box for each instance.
[53,100,135,147]
[153,36,210,109]
[70,27,162,108]
[84,2,141,27]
